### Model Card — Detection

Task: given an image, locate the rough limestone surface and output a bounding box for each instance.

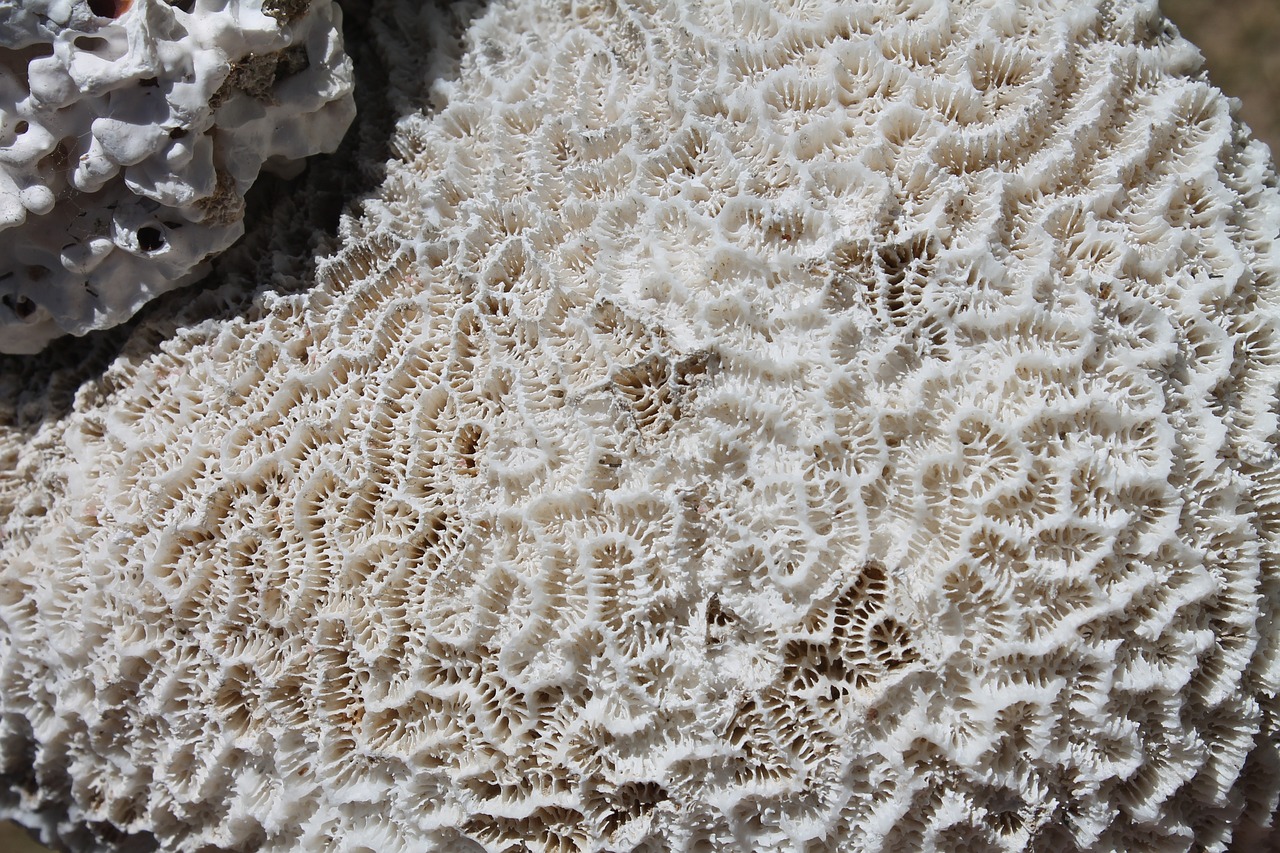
[1,0,1279,850]
[0,0,356,354]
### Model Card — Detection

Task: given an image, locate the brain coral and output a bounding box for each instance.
[0,0,355,354]
[0,0,1279,850]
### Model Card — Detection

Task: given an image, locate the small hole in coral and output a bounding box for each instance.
[73,36,112,53]
[88,0,133,17]
[168,0,194,10]
[168,127,186,140]
[137,226,165,253]
[2,294,37,320]
[14,121,28,135]
[139,77,159,88]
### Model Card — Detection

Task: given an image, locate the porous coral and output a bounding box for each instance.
[0,0,355,354]
[0,0,1278,850]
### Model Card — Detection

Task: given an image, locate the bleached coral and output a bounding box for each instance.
[1,0,1279,850]
[0,0,355,354]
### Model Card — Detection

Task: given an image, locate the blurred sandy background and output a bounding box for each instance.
[0,2,1277,852]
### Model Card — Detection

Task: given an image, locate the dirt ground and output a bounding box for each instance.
[0,2,1276,852]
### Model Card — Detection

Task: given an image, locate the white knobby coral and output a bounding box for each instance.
[0,0,1278,850]
[0,0,355,354]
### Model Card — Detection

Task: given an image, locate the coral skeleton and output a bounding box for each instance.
[0,0,1279,850]
[0,0,355,354]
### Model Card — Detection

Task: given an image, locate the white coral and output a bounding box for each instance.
[0,0,355,354]
[0,0,1278,850]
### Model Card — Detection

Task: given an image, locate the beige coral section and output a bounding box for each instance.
[1,0,1279,850]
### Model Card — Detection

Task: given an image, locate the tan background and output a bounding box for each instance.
[0,1,1277,851]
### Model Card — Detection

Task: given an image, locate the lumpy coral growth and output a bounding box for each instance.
[0,0,1278,850]
[0,0,355,354]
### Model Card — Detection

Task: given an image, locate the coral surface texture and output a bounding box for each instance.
[1,0,1279,850]
[0,0,355,354]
